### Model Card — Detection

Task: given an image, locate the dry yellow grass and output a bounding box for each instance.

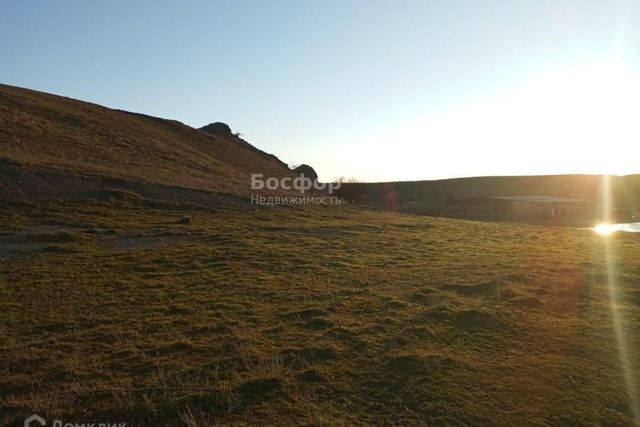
[1,200,639,426]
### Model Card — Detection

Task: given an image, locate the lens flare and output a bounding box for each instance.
[599,175,640,423]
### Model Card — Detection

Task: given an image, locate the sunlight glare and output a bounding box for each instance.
[594,223,618,235]
[340,58,640,181]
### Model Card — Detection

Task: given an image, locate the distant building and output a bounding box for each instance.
[443,196,594,224]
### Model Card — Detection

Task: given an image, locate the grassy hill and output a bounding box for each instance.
[0,84,294,201]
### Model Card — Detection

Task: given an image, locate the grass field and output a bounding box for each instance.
[1,200,639,426]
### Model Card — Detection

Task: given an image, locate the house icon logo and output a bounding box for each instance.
[24,414,46,427]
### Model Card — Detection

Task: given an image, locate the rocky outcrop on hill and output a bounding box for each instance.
[292,164,318,182]
[199,122,233,136]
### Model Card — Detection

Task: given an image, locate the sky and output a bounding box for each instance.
[1,0,639,182]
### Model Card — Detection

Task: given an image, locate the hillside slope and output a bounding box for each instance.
[0,84,293,200]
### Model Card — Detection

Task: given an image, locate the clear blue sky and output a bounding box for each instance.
[2,0,639,181]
